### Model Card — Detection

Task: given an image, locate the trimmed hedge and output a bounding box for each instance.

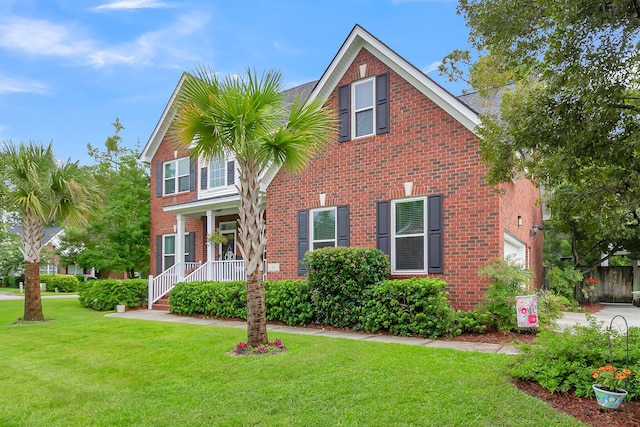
[305,247,390,328]
[169,281,247,319]
[167,276,461,338]
[264,280,313,326]
[78,279,147,311]
[361,277,458,338]
[40,274,79,292]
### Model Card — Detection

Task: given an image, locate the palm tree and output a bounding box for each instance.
[2,142,100,321]
[172,68,334,346]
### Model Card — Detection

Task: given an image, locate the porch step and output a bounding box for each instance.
[152,296,170,311]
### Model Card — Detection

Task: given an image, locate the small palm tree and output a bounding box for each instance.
[173,67,334,346]
[2,142,100,321]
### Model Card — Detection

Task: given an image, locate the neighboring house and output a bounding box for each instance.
[7,226,97,278]
[141,25,543,310]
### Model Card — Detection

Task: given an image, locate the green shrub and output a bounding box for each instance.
[40,274,79,292]
[510,315,640,399]
[264,280,313,326]
[305,247,390,328]
[77,279,147,311]
[3,276,23,288]
[546,262,582,302]
[74,274,86,283]
[361,278,458,338]
[478,257,535,332]
[454,309,491,334]
[169,281,246,319]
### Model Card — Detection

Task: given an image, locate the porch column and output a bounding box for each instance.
[207,210,215,281]
[176,214,185,281]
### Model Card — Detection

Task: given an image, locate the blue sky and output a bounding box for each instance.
[0,0,472,165]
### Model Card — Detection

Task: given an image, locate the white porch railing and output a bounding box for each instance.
[148,263,180,309]
[148,260,248,309]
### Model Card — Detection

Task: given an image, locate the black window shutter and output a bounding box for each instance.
[337,205,350,247]
[338,84,351,142]
[376,73,390,135]
[428,195,444,273]
[189,159,196,191]
[156,163,163,197]
[187,232,196,262]
[155,235,163,275]
[376,201,390,255]
[227,160,235,186]
[200,166,208,190]
[298,210,309,275]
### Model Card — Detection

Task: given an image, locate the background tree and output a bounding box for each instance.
[441,0,640,268]
[172,68,334,346]
[1,142,100,321]
[56,119,150,278]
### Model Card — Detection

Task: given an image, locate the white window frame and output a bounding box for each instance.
[391,196,428,274]
[162,233,190,270]
[199,155,237,197]
[163,157,190,196]
[207,155,226,189]
[310,206,337,250]
[352,77,375,138]
[66,264,83,275]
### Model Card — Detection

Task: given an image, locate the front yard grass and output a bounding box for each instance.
[0,299,584,427]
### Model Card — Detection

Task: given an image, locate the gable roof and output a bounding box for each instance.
[9,226,63,246]
[140,73,187,163]
[306,24,481,133]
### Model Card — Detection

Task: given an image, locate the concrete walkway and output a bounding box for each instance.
[0,291,79,300]
[106,309,522,355]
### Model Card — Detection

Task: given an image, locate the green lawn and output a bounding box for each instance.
[0,299,584,427]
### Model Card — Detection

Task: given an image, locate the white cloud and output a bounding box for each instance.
[273,41,300,55]
[0,74,48,95]
[93,0,173,11]
[0,12,210,68]
[423,61,442,74]
[0,17,94,58]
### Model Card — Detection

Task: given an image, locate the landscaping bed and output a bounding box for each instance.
[514,379,640,427]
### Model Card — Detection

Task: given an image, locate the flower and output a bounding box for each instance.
[229,339,287,356]
[585,277,598,286]
[591,365,635,392]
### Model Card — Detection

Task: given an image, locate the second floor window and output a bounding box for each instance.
[353,78,374,137]
[201,156,235,191]
[164,158,190,195]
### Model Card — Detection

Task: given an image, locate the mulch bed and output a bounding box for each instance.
[514,379,640,426]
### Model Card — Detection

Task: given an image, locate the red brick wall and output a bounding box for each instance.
[149,136,204,274]
[499,178,544,288]
[265,48,540,310]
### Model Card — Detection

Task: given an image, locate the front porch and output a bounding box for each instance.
[148,259,245,309]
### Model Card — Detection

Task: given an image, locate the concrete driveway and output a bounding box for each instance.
[557,303,640,331]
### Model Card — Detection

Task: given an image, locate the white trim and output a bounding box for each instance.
[504,231,526,267]
[352,77,375,138]
[307,25,480,133]
[163,157,190,196]
[218,221,237,261]
[310,206,337,250]
[140,74,187,163]
[391,196,428,274]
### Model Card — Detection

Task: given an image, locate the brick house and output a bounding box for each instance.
[140,25,543,310]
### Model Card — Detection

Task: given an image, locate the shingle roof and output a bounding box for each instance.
[8,225,62,245]
[457,84,513,116]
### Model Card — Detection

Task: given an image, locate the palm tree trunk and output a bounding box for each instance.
[246,271,267,345]
[23,261,44,321]
[21,210,45,321]
[237,159,268,346]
